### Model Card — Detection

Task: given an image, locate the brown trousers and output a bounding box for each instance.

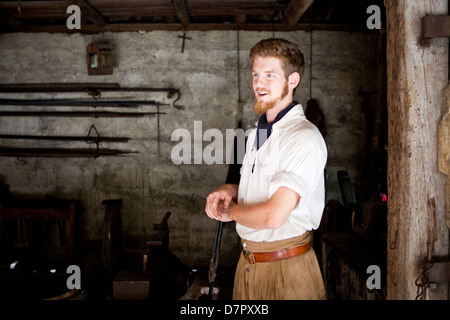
[233,231,326,300]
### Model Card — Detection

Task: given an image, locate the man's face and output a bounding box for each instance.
[252,56,289,115]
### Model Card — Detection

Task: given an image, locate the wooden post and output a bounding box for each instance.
[386,0,449,299]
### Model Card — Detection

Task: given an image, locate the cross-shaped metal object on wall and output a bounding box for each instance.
[177,31,191,53]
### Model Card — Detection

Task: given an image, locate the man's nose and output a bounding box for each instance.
[253,76,266,88]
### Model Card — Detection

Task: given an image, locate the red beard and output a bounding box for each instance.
[254,99,275,115]
[253,81,289,115]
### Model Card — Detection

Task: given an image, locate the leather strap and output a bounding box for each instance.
[242,242,311,264]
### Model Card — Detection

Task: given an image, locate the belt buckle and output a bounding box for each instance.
[244,249,256,264]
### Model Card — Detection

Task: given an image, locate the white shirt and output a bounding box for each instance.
[236,104,328,242]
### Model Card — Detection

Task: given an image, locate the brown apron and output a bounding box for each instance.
[233,231,326,300]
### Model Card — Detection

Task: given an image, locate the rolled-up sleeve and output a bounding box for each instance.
[268,170,307,200]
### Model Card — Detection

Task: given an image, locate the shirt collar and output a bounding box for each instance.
[257,101,297,126]
[256,101,298,150]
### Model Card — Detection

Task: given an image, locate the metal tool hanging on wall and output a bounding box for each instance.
[0,98,168,118]
[0,98,168,108]
[0,125,130,144]
[0,125,136,158]
[0,111,164,118]
[0,83,184,110]
[0,83,183,158]
[0,147,137,158]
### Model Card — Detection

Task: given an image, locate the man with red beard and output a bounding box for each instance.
[205,38,327,300]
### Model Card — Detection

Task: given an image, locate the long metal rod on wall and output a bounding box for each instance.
[0,111,165,117]
[0,83,121,92]
[0,83,184,110]
[0,83,179,158]
[0,134,131,143]
[0,125,135,158]
[0,147,137,158]
[0,98,168,108]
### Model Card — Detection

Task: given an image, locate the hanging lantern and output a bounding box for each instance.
[86,42,113,76]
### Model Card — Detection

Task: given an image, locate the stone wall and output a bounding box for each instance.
[0,30,383,268]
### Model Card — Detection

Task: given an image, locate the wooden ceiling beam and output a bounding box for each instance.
[283,0,315,27]
[0,22,369,33]
[172,0,190,26]
[93,8,279,19]
[67,0,107,26]
[0,1,67,17]
[0,0,376,32]
[0,1,286,21]
[90,2,285,18]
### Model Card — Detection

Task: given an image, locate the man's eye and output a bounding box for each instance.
[252,73,258,78]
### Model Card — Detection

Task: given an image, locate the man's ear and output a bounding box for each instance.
[288,72,301,89]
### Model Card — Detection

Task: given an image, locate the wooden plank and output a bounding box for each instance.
[1,22,369,33]
[386,0,448,300]
[0,1,286,20]
[67,0,107,26]
[0,1,68,18]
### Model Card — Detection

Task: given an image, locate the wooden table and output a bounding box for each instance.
[0,200,76,264]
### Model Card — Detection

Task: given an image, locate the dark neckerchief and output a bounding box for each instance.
[256,101,297,150]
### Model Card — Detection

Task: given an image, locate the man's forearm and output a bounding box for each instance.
[226,186,300,230]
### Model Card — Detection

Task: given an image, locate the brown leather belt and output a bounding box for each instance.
[242,242,310,264]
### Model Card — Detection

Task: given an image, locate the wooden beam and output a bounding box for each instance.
[59,2,285,18]
[171,0,190,27]
[0,10,22,28]
[67,0,107,27]
[234,15,247,24]
[0,22,370,34]
[283,0,315,27]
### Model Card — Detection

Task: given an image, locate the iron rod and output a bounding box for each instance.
[208,220,223,286]
[0,147,137,158]
[0,98,168,107]
[0,134,131,143]
[0,83,121,92]
[0,111,164,117]
[0,84,183,109]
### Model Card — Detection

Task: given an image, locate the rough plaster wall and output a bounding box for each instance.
[313,32,385,202]
[0,30,382,268]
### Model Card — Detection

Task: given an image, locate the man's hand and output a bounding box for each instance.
[205,184,238,222]
[215,199,236,222]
